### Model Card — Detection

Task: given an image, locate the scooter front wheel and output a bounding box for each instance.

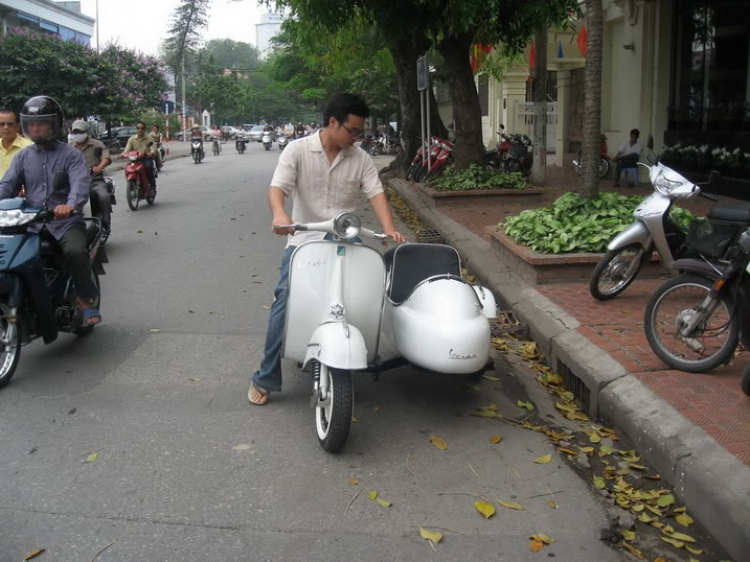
[0,301,21,390]
[126,180,139,211]
[589,244,650,300]
[314,363,353,453]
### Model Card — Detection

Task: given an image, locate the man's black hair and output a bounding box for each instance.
[0,108,19,123]
[324,93,370,127]
[630,128,640,137]
[152,124,160,130]
[136,120,147,128]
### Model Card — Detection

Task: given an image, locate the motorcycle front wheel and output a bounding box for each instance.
[314,362,353,453]
[645,274,738,373]
[126,180,139,211]
[589,244,650,301]
[0,301,21,390]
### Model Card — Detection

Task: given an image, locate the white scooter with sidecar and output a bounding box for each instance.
[281,213,496,453]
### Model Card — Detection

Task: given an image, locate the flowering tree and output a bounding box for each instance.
[0,29,168,124]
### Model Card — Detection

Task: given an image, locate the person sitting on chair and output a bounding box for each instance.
[612,128,642,187]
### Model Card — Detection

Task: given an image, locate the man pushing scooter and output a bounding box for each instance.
[248,93,406,406]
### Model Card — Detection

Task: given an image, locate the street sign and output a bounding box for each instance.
[417,55,428,91]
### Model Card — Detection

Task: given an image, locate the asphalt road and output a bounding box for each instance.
[0,141,626,561]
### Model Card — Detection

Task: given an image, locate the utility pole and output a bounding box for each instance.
[181,56,187,134]
[530,26,548,186]
[95,0,100,52]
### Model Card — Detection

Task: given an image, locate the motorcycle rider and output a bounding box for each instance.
[122,121,157,196]
[0,96,100,325]
[247,93,406,406]
[295,122,306,138]
[149,125,164,171]
[69,119,112,236]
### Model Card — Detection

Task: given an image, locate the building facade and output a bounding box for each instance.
[0,0,94,44]
[255,12,285,58]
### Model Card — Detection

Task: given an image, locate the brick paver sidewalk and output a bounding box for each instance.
[433,165,750,468]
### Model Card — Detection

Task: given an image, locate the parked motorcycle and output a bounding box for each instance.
[0,173,105,390]
[191,138,204,164]
[277,135,288,151]
[121,148,155,211]
[424,139,453,181]
[644,217,750,373]
[212,137,221,156]
[281,212,496,452]
[588,163,748,300]
[483,125,533,175]
[236,135,247,154]
[412,138,447,183]
[262,132,273,151]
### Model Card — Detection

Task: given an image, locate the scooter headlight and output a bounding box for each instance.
[333,212,361,239]
[0,209,35,227]
[654,171,683,195]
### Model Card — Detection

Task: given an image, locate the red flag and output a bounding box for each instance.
[528,42,536,69]
[576,26,587,57]
[470,44,493,73]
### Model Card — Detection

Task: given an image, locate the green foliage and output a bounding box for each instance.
[502,192,695,254]
[0,29,167,123]
[430,165,527,191]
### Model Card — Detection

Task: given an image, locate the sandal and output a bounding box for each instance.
[248,382,270,406]
[81,305,102,326]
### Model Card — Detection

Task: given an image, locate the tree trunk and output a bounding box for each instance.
[530,26,547,186]
[580,0,603,200]
[380,36,448,176]
[437,33,484,170]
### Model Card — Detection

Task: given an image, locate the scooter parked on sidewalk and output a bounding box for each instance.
[121,148,156,211]
[588,163,746,300]
[0,173,106,390]
[191,138,204,164]
[281,213,496,452]
[262,132,273,151]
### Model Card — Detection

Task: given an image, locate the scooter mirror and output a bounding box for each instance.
[708,170,721,185]
[333,212,362,239]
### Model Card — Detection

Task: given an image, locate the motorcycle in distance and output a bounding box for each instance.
[212,136,221,156]
[120,143,156,211]
[191,138,205,164]
[644,218,750,374]
[587,162,748,300]
[262,131,273,151]
[281,213,496,452]
[277,135,288,151]
[236,134,247,154]
[84,147,116,244]
[0,172,106,390]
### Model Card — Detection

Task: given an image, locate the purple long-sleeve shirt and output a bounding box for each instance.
[0,140,90,240]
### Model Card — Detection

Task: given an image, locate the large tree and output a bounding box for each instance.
[580,0,603,199]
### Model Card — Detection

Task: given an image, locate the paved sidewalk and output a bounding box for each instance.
[385,175,750,561]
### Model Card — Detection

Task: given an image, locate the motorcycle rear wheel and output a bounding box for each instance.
[644,274,738,373]
[589,244,650,301]
[126,180,139,211]
[314,362,353,453]
[0,301,21,390]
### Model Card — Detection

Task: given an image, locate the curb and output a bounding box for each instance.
[386,177,750,561]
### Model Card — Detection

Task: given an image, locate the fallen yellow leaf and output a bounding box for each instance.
[474,500,495,519]
[496,499,525,511]
[599,445,614,455]
[86,452,98,463]
[548,501,557,509]
[558,447,578,455]
[489,434,503,444]
[659,536,684,548]
[429,436,448,450]
[189,377,202,382]
[589,432,602,443]
[350,479,360,485]
[621,542,645,560]
[621,529,636,541]
[376,498,392,508]
[593,476,606,489]
[529,540,544,552]
[534,454,552,464]
[637,513,654,523]
[685,545,703,555]
[657,493,675,507]
[368,491,378,500]
[664,530,696,543]
[419,527,443,544]
[482,375,501,381]
[517,400,534,410]
[232,444,251,451]
[676,513,694,527]
[530,533,555,545]
[23,549,45,561]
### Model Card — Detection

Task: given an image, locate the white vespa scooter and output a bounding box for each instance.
[282,213,496,453]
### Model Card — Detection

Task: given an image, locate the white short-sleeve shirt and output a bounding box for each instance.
[270,130,384,247]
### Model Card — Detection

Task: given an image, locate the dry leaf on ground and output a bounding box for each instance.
[474,500,495,519]
[23,550,45,561]
[529,540,544,552]
[419,527,443,544]
[496,499,525,511]
[429,436,448,450]
[86,452,98,463]
[489,435,503,444]
[534,454,552,464]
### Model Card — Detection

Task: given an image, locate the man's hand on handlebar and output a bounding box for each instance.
[272,213,295,236]
[384,228,406,244]
[53,205,75,219]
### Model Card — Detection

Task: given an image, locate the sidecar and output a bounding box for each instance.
[382,244,496,374]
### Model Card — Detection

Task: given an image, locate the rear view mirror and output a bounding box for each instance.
[708,170,721,185]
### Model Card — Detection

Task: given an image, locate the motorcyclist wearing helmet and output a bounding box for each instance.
[0,96,101,325]
[69,119,112,236]
[295,122,306,138]
[122,121,157,196]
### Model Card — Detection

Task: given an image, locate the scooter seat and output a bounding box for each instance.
[84,218,101,248]
[384,244,461,305]
[707,203,750,224]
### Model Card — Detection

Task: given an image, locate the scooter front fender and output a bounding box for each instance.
[302,322,368,371]
[608,221,652,252]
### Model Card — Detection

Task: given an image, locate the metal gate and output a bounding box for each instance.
[514,101,558,153]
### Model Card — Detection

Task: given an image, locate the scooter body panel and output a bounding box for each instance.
[284,241,385,366]
[383,277,490,374]
[607,220,654,253]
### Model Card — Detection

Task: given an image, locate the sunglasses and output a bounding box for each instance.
[0,122,18,127]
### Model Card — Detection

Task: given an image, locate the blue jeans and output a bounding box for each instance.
[252,245,296,392]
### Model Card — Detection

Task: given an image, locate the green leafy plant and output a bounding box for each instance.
[429,165,527,191]
[502,192,695,254]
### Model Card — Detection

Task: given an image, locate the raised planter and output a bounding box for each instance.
[413,182,543,208]
[486,226,667,285]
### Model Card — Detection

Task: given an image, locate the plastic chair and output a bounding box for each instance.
[621,165,639,185]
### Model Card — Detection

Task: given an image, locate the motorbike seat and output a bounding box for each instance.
[84,218,102,249]
[707,203,750,224]
[384,244,462,305]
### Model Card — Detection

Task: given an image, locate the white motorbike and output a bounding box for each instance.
[277,135,288,151]
[282,213,496,453]
[262,132,273,151]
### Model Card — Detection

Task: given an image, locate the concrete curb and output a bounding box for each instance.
[386,177,750,560]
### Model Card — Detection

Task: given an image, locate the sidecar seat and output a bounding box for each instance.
[384,244,461,305]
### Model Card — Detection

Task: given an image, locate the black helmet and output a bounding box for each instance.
[21,96,63,144]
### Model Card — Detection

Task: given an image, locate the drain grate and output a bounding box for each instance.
[557,360,592,414]
[415,229,445,244]
[491,310,529,338]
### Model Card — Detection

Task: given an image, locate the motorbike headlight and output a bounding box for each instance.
[0,210,34,227]
[654,171,683,194]
[333,212,361,239]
